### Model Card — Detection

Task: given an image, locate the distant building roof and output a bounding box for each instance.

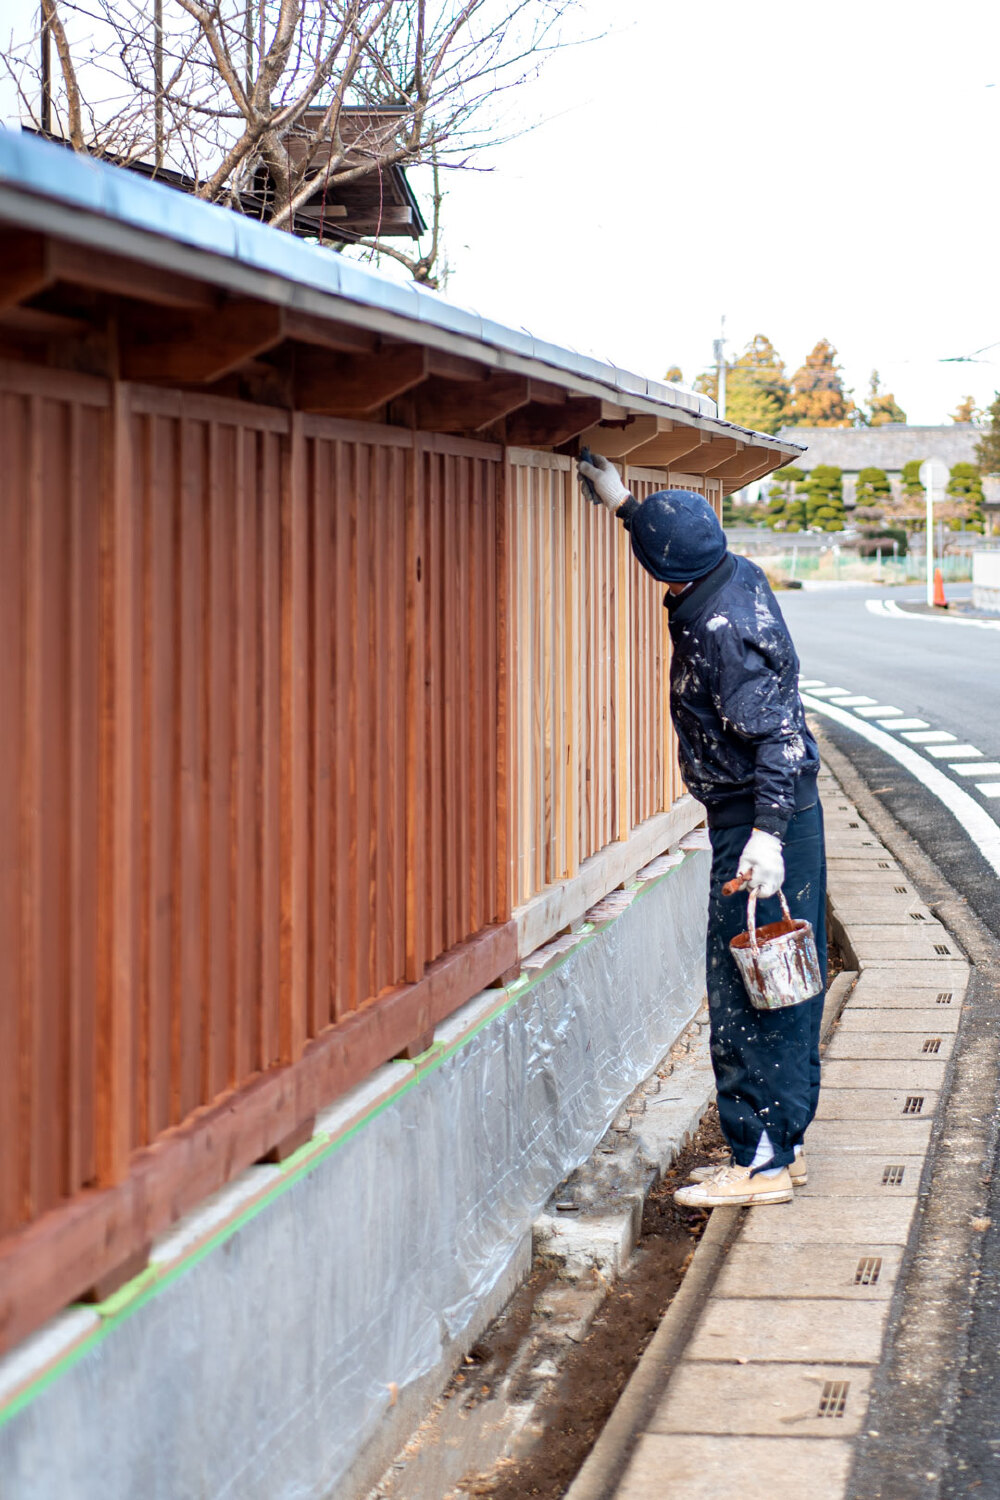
[775,424,980,473]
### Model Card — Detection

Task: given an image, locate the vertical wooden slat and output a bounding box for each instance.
[232,426,257,1080]
[280,414,309,1062]
[405,437,427,980]
[260,429,282,1066]
[175,415,203,1121]
[565,469,580,880]
[206,422,233,1098]
[0,394,25,1230]
[97,384,139,1184]
[493,459,510,922]
[331,439,352,1018]
[311,437,332,1032]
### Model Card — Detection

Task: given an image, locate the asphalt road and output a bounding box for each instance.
[775,580,1000,1497]
[778,582,1000,941]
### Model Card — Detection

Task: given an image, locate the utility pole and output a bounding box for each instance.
[154,0,164,169]
[712,315,727,420]
[39,0,52,136]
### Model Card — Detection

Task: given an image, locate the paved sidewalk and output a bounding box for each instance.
[608,769,970,1500]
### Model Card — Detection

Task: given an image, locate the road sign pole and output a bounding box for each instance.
[926,472,934,605]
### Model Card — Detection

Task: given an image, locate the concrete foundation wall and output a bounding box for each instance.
[0,848,709,1500]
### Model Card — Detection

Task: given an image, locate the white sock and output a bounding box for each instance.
[749,1129,776,1172]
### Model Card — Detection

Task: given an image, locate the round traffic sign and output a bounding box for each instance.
[919,458,949,490]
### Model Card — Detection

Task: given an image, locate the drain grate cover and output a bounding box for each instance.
[936,992,953,1004]
[878,861,890,869]
[882,1165,906,1186]
[910,911,927,921]
[848,821,859,829]
[922,1038,942,1054]
[934,943,951,955]
[855,1256,883,1285]
[894,885,908,894]
[817,1380,850,1418]
[903,1096,925,1115]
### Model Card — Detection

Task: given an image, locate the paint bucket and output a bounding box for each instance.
[729,889,823,1011]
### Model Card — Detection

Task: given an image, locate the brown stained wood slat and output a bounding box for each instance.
[233,427,257,1082]
[405,439,427,981]
[260,432,282,1067]
[332,439,353,1019]
[68,403,94,1188]
[176,416,204,1123]
[391,446,407,986]
[310,438,332,1035]
[144,414,175,1144]
[0,394,25,1233]
[425,448,444,959]
[373,443,392,992]
[206,423,234,1101]
[281,415,309,1062]
[100,384,140,1184]
[352,442,372,1009]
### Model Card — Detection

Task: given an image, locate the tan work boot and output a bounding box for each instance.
[689,1151,807,1187]
[674,1162,793,1208]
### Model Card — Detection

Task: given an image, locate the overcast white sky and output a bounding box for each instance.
[3,0,998,424]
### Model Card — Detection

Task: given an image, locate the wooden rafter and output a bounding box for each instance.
[121,300,286,383]
[412,373,532,433]
[0,232,51,310]
[296,342,429,415]
[505,397,603,449]
[625,425,710,469]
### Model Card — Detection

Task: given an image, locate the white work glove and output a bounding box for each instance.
[577,452,630,514]
[736,829,785,900]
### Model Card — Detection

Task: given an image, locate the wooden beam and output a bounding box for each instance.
[121,300,286,383]
[505,397,603,449]
[721,452,787,494]
[576,415,660,459]
[295,343,429,415]
[625,426,710,469]
[681,437,742,475]
[283,309,377,355]
[48,240,215,311]
[425,349,490,382]
[710,447,774,483]
[412,373,532,433]
[0,232,51,310]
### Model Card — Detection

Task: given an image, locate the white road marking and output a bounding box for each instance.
[977,785,1000,799]
[855,705,902,718]
[798,678,827,688]
[802,692,1000,878]
[954,762,1000,777]
[828,695,878,706]
[902,730,956,744]
[805,686,851,697]
[881,718,929,730]
[879,598,1000,632]
[926,745,982,759]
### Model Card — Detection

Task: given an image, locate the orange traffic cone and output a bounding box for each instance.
[933,568,948,608]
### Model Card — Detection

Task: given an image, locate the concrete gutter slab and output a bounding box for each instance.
[648,1363,875,1436]
[615,1434,853,1500]
[714,1243,902,1300]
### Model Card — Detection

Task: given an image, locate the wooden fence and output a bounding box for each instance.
[0,361,710,1355]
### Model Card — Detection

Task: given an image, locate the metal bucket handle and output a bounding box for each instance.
[745,888,792,958]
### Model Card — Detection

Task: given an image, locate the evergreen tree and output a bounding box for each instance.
[946,462,985,531]
[855,466,891,508]
[901,459,925,496]
[805,466,845,530]
[724,335,791,435]
[786,341,858,427]
[865,370,907,427]
[975,393,1000,474]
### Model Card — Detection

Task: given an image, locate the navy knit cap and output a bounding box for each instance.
[627,488,727,583]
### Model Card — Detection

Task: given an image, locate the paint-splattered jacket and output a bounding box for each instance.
[662,552,819,840]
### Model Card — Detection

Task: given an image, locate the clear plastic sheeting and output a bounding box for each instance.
[0,849,709,1500]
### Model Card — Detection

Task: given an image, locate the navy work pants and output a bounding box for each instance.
[706,800,827,1171]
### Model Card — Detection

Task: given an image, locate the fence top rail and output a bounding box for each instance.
[0,132,803,472]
